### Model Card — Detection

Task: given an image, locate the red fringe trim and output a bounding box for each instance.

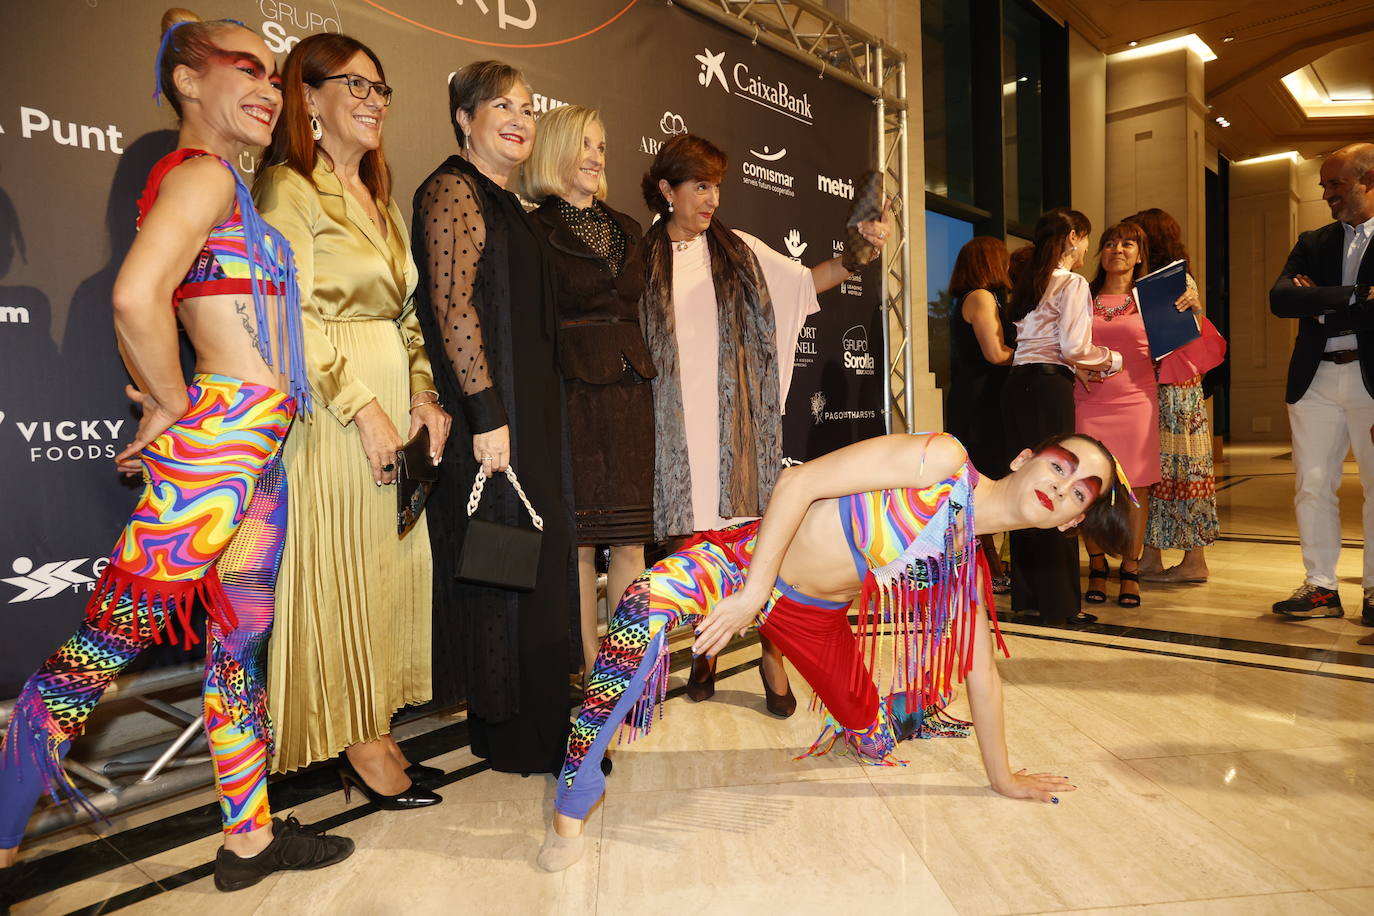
[85,564,238,649]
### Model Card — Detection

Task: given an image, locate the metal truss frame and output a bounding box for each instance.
[671,0,916,432]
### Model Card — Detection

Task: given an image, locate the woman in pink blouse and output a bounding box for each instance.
[1003,208,1121,626]
[1075,222,1161,608]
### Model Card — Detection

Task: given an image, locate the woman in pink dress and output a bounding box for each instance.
[1075,221,1161,607]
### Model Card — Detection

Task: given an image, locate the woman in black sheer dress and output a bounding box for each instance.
[410,60,573,774]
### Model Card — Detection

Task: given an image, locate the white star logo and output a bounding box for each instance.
[695,48,728,91]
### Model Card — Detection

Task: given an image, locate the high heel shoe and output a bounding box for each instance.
[1085,552,1109,604]
[405,762,444,783]
[337,754,442,809]
[685,654,716,702]
[1117,565,1142,608]
[759,661,796,718]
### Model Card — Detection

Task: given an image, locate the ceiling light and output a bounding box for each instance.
[1110,33,1217,63]
[1235,151,1299,166]
[1214,116,1230,127]
[1128,41,1138,47]
[1222,36,1235,43]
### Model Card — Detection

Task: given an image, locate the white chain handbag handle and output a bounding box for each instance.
[466,466,544,531]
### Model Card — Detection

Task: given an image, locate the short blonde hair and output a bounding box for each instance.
[523,105,609,202]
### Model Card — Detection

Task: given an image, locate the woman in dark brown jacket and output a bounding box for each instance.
[525,105,655,674]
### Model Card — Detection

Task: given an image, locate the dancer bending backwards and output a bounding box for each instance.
[538,430,1131,871]
[0,11,352,906]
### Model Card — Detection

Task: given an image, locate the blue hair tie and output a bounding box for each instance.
[151,19,247,105]
[152,20,193,105]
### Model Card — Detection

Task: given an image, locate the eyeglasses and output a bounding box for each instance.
[314,73,394,106]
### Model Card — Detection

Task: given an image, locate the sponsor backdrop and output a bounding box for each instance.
[0,0,883,696]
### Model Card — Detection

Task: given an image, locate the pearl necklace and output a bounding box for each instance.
[1093,295,1134,322]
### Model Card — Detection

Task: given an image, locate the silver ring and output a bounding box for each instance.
[482,456,493,462]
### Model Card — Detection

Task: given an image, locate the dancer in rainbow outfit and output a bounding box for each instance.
[0,11,353,906]
[538,430,1133,871]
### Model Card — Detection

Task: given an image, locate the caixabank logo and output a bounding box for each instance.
[694,47,815,125]
[3,556,107,604]
[0,409,126,464]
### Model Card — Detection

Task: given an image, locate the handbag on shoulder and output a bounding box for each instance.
[396,428,439,536]
[455,466,543,592]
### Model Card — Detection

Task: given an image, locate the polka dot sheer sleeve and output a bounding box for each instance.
[418,170,493,399]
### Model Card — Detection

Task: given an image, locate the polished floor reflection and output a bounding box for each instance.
[10,444,1374,915]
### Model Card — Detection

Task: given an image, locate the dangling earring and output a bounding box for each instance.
[667,200,674,213]
[310,115,322,141]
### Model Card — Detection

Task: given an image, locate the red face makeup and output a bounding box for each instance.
[207,48,282,91]
[1039,444,1102,506]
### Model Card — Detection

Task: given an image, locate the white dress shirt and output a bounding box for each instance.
[1325,213,1374,351]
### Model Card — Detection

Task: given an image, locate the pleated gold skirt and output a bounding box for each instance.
[268,317,433,773]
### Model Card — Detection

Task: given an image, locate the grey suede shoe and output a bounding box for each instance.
[536,824,586,872]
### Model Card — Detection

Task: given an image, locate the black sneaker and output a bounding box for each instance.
[1271,584,1343,619]
[213,815,354,892]
[1363,588,1374,627]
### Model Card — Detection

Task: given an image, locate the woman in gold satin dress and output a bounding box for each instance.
[254,33,450,805]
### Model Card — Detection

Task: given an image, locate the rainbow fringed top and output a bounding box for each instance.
[136,149,312,412]
[837,432,1007,721]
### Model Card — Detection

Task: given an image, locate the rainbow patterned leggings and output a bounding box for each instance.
[0,374,294,847]
[555,525,904,820]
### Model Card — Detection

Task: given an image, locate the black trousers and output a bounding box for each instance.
[1002,364,1081,623]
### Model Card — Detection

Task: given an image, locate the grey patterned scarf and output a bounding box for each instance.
[641,219,781,538]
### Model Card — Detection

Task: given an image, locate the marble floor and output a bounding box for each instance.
[9,443,1374,915]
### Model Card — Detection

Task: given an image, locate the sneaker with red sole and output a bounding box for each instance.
[1271,584,1343,619]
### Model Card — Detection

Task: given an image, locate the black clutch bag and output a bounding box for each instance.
[454,466,543,592]
[396,428,439,536]
[842,170,886,272]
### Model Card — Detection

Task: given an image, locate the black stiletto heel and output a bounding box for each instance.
[337,754,442,809]
[1117,565,1142,608]
[1085,552,1109,604]
[405,762,444,783]
[686,654,716,702]
[759,662,796,718]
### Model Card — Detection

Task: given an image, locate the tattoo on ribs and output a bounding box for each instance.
[234,300,264,353]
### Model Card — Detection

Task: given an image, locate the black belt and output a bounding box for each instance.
[1321,349,1360,364]
[1010,362,1073,379]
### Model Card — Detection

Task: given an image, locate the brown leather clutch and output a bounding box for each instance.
[396,428,439,536]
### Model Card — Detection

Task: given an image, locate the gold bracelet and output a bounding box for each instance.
[410,391,440,410]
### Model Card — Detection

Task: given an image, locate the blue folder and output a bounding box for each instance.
[1134,259,1200,359]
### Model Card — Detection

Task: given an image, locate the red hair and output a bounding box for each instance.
[950,236,1011,300]
[641,134,727,217]
[259,33,392,203]
[1125,208,1188,272]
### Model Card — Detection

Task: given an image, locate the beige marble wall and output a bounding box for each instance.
[1069,29,1106,238]
[1103,47,1208,293]
[1228,157,1299,441]
[1295,155,1331,234]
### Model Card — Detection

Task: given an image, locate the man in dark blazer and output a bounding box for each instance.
[1269,142,1374,625]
